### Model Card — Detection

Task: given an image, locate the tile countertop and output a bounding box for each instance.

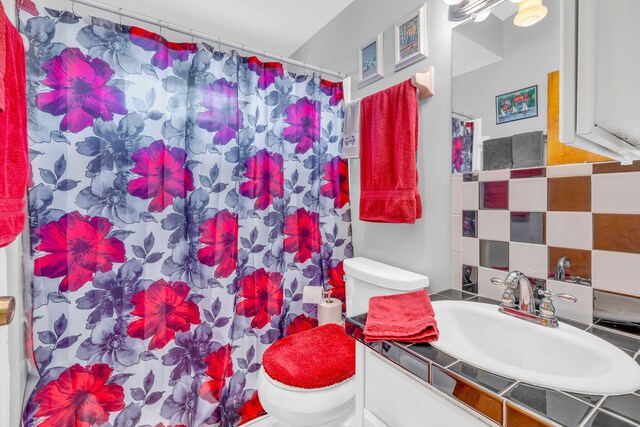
[345,290,640,427]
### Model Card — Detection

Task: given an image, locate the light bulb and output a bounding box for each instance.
[510,0,524,3]
[514,0,548,27]
[473,8,492,22]
[442,0,464,5]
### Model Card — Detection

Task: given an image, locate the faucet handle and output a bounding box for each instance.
[538,289,578,303]
[491,277,516,288]
[491,277,516,308]
[537,289,576,321]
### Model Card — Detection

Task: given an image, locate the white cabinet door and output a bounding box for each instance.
[560,0,640,163]
[361,347,495,427]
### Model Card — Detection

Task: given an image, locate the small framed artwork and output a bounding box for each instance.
[394,4,428,72]
[358,32,384,88]
[496,85,539,125]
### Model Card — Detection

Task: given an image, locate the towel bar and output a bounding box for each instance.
[411,66,435,100]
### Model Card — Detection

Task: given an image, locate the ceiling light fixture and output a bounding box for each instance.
[443,0,465,5]
[514,0,548,27]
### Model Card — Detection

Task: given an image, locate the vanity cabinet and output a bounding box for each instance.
[560,0,640,163]
[355,344,496,427]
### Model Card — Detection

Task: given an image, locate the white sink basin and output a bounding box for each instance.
[430,300,640,395]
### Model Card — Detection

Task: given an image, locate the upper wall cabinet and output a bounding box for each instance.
[560,0,640,164]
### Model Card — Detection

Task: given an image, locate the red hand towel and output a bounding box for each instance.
[359,80,422,223]
[0,2,6,112]
[363,290,439,343]
[0,8,28,248]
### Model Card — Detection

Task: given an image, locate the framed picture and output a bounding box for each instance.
[496,85,539,125]
[358,32,384,88]
[394,4,428,72]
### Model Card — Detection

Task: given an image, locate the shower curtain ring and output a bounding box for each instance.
[118,8,123,26]
[189,28,195,44]
[218,36,221,52]
[71,0,75,17]
[158,19,163,37]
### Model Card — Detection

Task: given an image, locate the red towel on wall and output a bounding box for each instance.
[0,5,28,248]
[363,290,438,343]
[0,2,6,112]
[359,80,422,223]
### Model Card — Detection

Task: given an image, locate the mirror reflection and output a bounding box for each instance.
[451,0,559,173]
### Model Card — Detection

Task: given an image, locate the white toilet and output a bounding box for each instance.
[257,257,430,427]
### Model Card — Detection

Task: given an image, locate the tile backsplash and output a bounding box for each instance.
[451,162,640,331]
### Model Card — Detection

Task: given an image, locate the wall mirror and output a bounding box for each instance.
[451,1,640,334]
[451,0,558,173]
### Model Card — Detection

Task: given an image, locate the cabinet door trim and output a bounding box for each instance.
[560,0,640,163]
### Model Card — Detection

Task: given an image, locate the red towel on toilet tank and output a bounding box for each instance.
[0,5,28,248]
[359,80,422,223]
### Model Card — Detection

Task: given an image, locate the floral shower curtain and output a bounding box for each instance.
[19,3,351,427]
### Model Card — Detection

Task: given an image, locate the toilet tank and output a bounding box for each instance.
[343,257,430,317]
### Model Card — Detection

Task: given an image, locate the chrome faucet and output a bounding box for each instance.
[554,256,571,281]
[509,271,535,314]
[491,270,577,327]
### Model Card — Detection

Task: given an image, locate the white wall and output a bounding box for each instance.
[452,1,560,140]
[292,0,455,293]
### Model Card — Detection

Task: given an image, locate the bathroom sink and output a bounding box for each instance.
[430,300,640,395]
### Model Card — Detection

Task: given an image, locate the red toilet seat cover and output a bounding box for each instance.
[262,323,356,389]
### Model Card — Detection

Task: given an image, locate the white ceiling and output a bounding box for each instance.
[452,31,503,78]
[491,1,518,21]
[56,0,354,56]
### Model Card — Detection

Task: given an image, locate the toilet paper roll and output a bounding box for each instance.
[302,286,323,305]
[318,299,342,326]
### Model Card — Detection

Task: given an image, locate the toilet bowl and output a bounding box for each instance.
[257,324,356,427]
[257,369,355,427]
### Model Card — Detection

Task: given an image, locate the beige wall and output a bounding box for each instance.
[292,0,455,292]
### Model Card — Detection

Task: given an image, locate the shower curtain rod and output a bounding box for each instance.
[66,0,346,80]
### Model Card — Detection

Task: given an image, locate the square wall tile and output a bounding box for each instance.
[548,176,592,212]
[462,211,477,238]
[480,181,509,210]
[592,172,640,214]
[451,175,462,214]
[593,161,640,174]
[451,251,462,290]
[546,163,593,177]
[451,214,462,252]
[548,247,592,281]
[463,173,478,182]
[546,279,594,324]
[479,169,511,182]
[593,250,640,297]
[478,210,510,241]
[546,212,592,250]
[594,214,640,254]
[462,237,479,267]
[511,212,546,244]
[461,182,479,210]
[480,240,509,271]
[511,167,546,179]
[510,243,547,280]
[478,267,509,301]
[594,289,640,325]
[510,178,547,211]
[463,265,478,294]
